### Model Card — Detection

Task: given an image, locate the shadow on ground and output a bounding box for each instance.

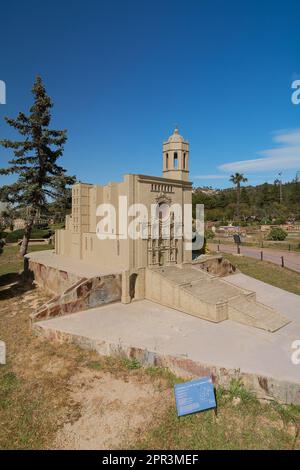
[0,271,35,301]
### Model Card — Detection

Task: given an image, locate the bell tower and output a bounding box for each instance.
[163,127,189,181]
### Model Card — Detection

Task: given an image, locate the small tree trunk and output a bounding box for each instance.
[19,211,35,257]
[236,184,241,221]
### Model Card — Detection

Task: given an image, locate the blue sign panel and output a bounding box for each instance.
[174,376,216,417]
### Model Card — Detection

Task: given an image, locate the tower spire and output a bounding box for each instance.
[162,128,189,181]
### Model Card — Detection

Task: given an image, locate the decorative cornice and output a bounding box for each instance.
[154,193,172,205]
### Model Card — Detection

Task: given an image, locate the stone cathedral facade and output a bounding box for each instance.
[55,128,193,272]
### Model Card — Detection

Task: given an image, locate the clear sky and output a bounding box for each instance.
[0,0,299,189]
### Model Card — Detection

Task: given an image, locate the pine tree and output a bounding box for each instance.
[47,176,74,224]
[0,76,75,256]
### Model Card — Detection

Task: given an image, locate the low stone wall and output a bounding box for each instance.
[30,274,122,324]
[25,258,82,295]
[26,257,122,324]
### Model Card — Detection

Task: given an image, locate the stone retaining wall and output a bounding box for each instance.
[193,255,237,276]
[32,324,300,405]
[30,274,122,324]
[25,258,82,295]
[27,258,122,324]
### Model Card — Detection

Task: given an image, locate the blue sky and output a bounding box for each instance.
[0,0,299,189]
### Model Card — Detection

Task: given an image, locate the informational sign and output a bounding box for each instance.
[174,376,216,417]
[0,80,6,105]
[0,341,6,365]
[233,234,241,245]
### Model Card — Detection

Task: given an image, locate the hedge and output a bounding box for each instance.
[4,228,53,243]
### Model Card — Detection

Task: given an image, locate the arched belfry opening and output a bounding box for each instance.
[162,127,189,181]
[174,152,178,169]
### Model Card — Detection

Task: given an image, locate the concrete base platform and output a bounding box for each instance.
[26,250,122,278]
[33,274,300,404]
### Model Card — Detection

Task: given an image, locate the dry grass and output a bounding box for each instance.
[0,244,54,277]
[0,271,173,449]
[132,383,300,450]
[221,253,300,296]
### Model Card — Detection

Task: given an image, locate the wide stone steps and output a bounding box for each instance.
[145,265,290,332]
[228,297,290,332]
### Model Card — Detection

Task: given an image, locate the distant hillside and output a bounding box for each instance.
[193,179,300,224]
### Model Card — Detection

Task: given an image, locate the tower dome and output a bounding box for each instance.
[167,127,185,143]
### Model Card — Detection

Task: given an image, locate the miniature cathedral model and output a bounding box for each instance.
[55,128,193,272]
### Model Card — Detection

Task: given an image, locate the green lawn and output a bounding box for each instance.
[221,252,300,296]
[0,244,54,277]
[210,238,300,252]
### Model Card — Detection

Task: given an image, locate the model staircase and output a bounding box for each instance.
[145,265,290,332]
[228,296,289,332]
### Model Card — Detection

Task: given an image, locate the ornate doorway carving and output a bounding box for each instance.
[147,196,178,266]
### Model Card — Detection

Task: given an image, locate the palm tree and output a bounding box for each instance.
[230,173,248,222]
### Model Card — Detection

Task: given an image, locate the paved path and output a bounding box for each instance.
[209,243,300,273]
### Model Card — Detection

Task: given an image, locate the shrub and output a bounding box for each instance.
[5,228,53,243]
[267,227,288,241]
[34,222,49,230]
[121,357,142,370]
[31,228,53,239]
[205,229,214,239]
[5,229,25,243]
[228,378,258,404]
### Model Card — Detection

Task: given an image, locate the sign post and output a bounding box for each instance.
[0,341,6,365]
[233,234,241,254]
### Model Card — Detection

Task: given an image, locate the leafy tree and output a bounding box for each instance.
[193,175,300,224]
[290,175,300,204]
[0,203,20,231]
[0,76,75,256]
[240,187,250,205]
[229,173,248,221]
[267,227,288,241]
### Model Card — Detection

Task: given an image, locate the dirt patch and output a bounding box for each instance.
[54,369,170,450]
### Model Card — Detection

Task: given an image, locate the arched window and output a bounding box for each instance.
[166,153,169,169]
[174,152,178,169]
[183,153,186,169]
